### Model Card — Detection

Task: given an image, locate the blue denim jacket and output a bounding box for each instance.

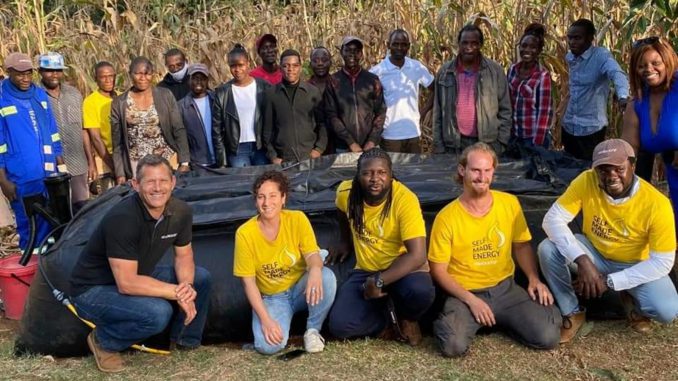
[563,46,629,136]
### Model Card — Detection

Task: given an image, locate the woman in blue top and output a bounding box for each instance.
[622,37,678,219]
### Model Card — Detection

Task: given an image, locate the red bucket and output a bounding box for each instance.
[0,254,38,320]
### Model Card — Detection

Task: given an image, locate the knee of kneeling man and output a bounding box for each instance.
[328,315,352,339]
[145,302,173,333]
[439,338,470,358]
[529,328,561,350]
[193,267,212,289]
[651,305,678,324]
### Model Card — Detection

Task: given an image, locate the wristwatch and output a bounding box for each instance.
[374,272,384,289]
[606,275,614,290]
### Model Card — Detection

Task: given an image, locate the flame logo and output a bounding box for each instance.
[488,224,506,249]
[275,247,298,267]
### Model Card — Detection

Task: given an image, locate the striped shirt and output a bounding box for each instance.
[507,62,553,146]
[42,83,88,176]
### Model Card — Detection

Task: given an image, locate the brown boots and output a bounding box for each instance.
[560,310,586,343]
[87,331,125,373]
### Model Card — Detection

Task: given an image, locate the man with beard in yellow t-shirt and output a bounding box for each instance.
[326,147,434,346]
[538,139,677,343]
[428,142,560,357]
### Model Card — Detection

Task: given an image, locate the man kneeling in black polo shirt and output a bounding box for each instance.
[69,154,211,373]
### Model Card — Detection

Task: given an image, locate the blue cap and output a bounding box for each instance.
[38,52,67,70]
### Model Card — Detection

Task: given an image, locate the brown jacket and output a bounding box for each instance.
[110,86,190,179]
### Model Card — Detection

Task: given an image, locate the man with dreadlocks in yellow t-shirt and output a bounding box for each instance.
[428,142,561,357]
[326,147,435,346]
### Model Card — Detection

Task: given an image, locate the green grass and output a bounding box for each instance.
[1,319,676,380]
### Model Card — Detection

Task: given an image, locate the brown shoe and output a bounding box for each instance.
[376,324,400,341]
[87,331,125,373]
[560,310,586,344]
[399,319,422,347]
[620,291,653,333]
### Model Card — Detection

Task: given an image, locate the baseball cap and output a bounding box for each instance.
[4,53,34,71]
[255,34,277,51]
[187,63,209,76]
[341,36,364,50]
[38,52,67,70]
[592,139,636,168]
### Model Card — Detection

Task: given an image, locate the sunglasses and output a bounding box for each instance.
[632,36,659,49]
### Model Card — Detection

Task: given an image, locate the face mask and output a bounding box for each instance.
[170,63,188,81]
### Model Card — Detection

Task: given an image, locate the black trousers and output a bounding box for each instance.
[561,127,607,161]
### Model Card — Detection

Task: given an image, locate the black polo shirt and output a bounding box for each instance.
[69,193,192,296]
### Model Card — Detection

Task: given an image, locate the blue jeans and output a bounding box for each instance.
[328,270,435,339]
[227,142,269,167]
[72,266,212,352]
[10,179,51,250]
[538,234,678,323]
[252,267,337,355]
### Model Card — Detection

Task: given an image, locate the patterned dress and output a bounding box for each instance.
[125,95,175,162]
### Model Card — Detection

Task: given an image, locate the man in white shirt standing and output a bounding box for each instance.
[538,139,678,343]
[370,29,434,153]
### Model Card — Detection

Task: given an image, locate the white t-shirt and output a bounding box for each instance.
[232,81,257,143]
[193,96,214,163]
[370,56,434,140]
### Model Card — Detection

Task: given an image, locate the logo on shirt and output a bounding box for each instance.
[261,247,297,281]
[591,215,623,242]
[161,233,177,240]
[471,223,505,265]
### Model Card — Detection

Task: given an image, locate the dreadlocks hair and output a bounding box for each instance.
[347,148,394,235]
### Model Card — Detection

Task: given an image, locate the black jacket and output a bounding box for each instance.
[158,73,191,101]
[178,92,215,166]
[211,78,270,167]
[263,82,327,162]
[324,69,386,149]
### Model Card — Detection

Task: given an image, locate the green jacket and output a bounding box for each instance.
[432,56,512,152]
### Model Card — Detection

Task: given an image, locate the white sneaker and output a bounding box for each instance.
[303,328,325,353]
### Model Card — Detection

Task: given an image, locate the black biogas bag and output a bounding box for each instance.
[15,152,582,357]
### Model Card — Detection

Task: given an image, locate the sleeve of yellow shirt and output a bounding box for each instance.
[335,180,350,213]
[555,170,587,217]
[297,211,321,255]
[512,196,532,243]
[428,205,453,264]
[397,188,427,241]
[233,226,256,277]
[649,197,677,253]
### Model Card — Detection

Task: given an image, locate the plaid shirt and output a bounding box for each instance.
[507,62,553,146]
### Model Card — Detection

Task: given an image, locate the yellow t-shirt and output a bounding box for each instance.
[82,90,113,154]
[233,210,320,295]
[428,191,532,290]
[556,170,675,262]
[336,179,426,272]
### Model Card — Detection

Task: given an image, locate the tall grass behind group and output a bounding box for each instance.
[0,0,676,149]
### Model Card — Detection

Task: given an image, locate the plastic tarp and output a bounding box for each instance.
[16,150,588,356]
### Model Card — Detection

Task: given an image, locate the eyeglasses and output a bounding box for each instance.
[632,36,659,49]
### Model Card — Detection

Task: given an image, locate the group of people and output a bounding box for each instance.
[68,139,677,373]
[0,14,676,374]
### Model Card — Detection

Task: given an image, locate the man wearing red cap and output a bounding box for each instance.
[250,34,282,85]
[538,139,678,343]
[0,52,64,249]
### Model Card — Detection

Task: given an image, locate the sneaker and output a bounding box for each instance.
[87,331,125,373]
[303,329,325,353]
[399,319,423,347]
[620,291,652,333]
[560,310,586,344]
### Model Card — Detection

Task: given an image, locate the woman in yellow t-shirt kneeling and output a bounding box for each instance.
[234,170,337,354]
